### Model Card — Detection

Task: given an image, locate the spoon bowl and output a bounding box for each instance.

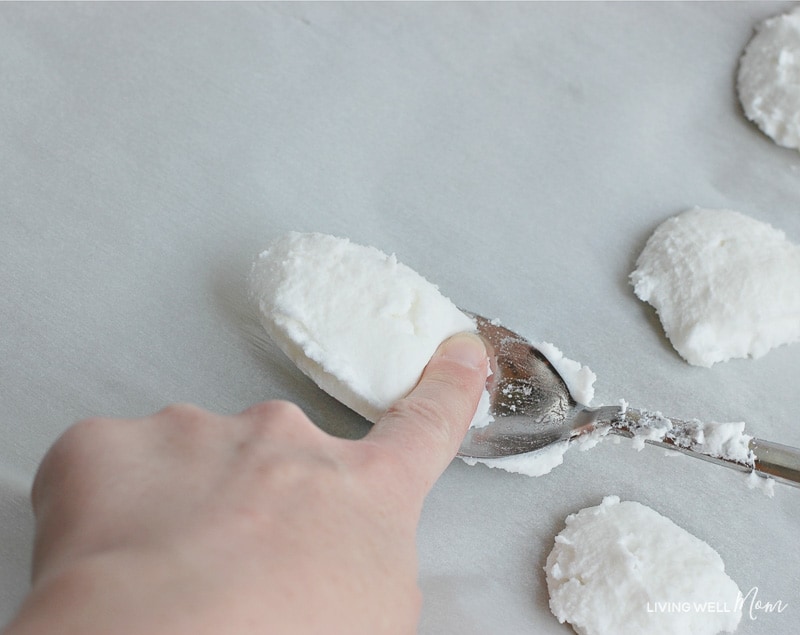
[457,313,800,488]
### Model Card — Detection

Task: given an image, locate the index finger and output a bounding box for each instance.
[365,333,488,496]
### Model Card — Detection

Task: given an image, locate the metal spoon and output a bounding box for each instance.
[457,313,800,488]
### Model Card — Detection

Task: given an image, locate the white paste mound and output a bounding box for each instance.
[630,207,800,367]
[249,232,485,423]
[737,6,800,150]
[546,496,742,635]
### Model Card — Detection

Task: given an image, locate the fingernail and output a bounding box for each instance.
[438,332,488,369]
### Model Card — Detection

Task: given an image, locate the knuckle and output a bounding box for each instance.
[31,417,109,513]
[154,403,215,443]
[157,402,206,422]
[45,417,107,461]
[247,401,324,446]
[242,400,308,425]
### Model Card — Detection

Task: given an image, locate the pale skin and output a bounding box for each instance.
[3,333,488,635]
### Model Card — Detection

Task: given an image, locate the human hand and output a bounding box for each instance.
[3,333,488,635]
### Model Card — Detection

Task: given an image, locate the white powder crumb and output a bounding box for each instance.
[625,409,673,451]
[737,6,800,150]
[700,421,754,465]
[747,471,776,498]
[545,496,742,635]
[630,207,800,367]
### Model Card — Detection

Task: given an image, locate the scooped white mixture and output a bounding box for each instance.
[630,207,800,367]
[546,496,742,635]
[249,232,492,426]
[737,6,800,150]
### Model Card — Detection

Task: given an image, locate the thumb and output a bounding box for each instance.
[366,332,488,496]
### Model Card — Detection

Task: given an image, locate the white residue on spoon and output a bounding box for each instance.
[616,400,774,496]
[618,400,753,464]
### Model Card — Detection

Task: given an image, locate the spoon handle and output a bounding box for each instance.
[629,435,800,489]
[596,407,800,489]
[749,438,800,488]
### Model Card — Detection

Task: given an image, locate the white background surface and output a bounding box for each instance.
[1,2,799,633]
